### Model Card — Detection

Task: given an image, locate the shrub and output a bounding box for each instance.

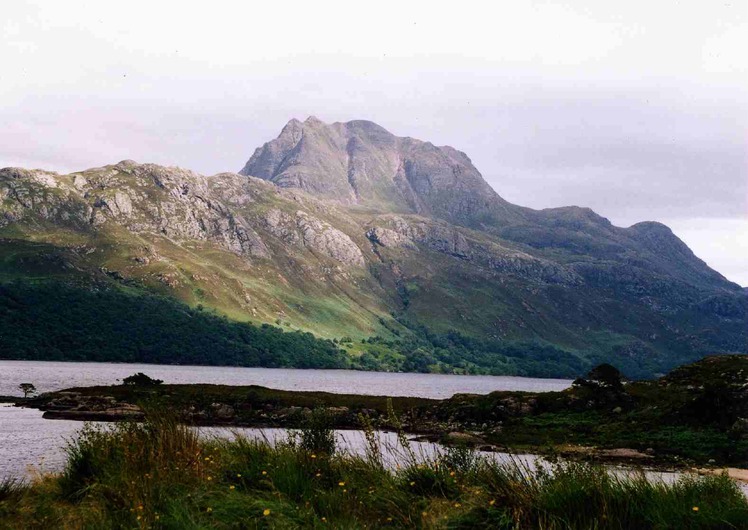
[298,408,336,456]
[122,372,163,386]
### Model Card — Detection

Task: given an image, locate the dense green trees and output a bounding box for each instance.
[0,281,348,369]
[0,280,630,378]
[363,320,589,377]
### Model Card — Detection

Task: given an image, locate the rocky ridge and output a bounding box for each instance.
[0,117,746,376]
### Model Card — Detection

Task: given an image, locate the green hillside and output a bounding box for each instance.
[1,119,745,378]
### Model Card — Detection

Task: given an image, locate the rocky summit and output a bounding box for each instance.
[1,117,745,377]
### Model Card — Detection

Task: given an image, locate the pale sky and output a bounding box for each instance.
[2,1,746,284]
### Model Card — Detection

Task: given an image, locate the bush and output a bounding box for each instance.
[122,372,163,386]
[298,408,336,456]
[2,412,747,529]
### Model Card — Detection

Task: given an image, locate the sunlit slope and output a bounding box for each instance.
[1,149,745,376]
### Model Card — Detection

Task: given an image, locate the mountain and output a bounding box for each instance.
[1,118,745,377]
[240,116,523,227]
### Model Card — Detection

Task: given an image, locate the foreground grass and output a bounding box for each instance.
[1,415,747,529]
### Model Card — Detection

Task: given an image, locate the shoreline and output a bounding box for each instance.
[16,356,748,473]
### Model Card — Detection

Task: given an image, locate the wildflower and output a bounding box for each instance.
[410,481,416,486]
[137,515,141,521]
[321,517,327,522]
[489,500,496,506]
[387,517,392,522]
[207,476,213,481]
[138,505,144,511]
[454,502,461,508]
[311,454,317,459]
[316,473,321,477]
[338,481,345,487]
[449,471,455,476]
[237,473,242,478]
[262,470,267,475]
[693,506,699,512]
[229,485,236,490]
[206,507,213,513]
[263,509,271,516]
[155,515,160,521]
[343,489,347,493]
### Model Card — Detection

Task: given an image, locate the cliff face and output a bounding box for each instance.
[241,118,734,293]
[240,117,524,227]
[0,117,745,377]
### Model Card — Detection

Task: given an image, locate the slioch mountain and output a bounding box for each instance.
[1,117,745,377]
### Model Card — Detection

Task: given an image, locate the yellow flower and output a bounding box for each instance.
[450,471,456,476]
[387,517,392,522]
[343,489,347,493]
[338,481,345,487]
[316,473,321,477]
[136,515,141,521]
[207,476,213,481]
[237,473,242,478]
[229,485,235,490]
[489,500,496,506]
[155,515,160,521]
[693,506,699,512]
[321,517,327,522]
[206,507,213,513]
[263,509,271,516]
[311,454,317,459]
[410,481,416,486]
[454,502,461,508]
[262,471,267,475]
[137,505,143,511]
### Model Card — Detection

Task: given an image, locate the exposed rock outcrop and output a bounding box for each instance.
[240,117,525,227]
[0,117,745,376]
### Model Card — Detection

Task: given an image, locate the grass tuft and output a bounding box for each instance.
[1,412,746,529]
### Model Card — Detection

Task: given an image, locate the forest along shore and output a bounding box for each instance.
[17,355,748,471]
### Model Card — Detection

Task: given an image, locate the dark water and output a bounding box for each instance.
[0,360,571,398]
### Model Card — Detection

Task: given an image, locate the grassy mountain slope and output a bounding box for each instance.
[1,119,745,377]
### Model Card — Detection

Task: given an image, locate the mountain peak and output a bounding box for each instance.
[239,117,522,227]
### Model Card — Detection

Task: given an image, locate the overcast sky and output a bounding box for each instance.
[2,1,746,284]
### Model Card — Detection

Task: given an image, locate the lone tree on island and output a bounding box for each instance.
[19,383,36,398]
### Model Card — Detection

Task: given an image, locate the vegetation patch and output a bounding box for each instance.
[19,355,748,468]
[1,413,746,529]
